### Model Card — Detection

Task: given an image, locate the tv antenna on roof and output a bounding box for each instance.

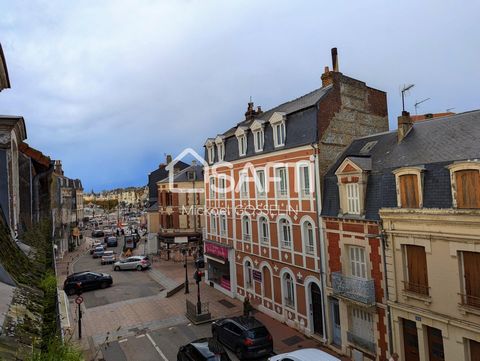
[446,107,455,112]
[401,84,415,112]
[414,97,430,115]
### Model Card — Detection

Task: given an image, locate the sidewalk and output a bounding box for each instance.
[150,256,350,360]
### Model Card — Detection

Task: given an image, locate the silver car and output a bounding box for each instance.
[113,256,150,271]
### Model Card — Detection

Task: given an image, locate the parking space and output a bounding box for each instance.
[71,241,163,308]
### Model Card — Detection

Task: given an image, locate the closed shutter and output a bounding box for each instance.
[463,252,480,307]
[406,245,429,295]
[456,170,480,209]
[471,340,480,361]
[400,174,419,208]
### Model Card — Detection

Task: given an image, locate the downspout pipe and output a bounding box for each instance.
[311,142,328,342]
[380,221,394,355]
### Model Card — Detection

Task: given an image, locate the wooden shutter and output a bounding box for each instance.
[470,340,480,361]
[463,252,480,307]
[400,174,419,208]
[455,170,480,209]
[406,245,429,295]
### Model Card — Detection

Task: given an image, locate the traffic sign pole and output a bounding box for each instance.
[76,296,83,339]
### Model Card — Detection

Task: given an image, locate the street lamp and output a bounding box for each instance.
[182,248,189,294]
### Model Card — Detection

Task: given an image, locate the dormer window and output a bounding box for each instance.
[335,157,370,217]
[448,161,480,209]
[215,136,225,162]
[269,112,286,148]
[393,167,424,208]
[235,127,248,157]
[250,119,265,153]
[205,139,215,164]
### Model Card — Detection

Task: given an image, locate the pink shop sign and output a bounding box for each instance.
[205,242,229,260]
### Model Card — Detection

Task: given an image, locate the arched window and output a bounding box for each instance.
[242,215,251,242]
[259,216,269,244]
[244,260,253,289]
[283,272,295,308]
[302,220,315,254]
[279,217,292,249]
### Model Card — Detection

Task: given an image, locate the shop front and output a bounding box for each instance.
[204,240,235,298]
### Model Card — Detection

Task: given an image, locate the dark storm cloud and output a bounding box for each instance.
[0,0,479,191]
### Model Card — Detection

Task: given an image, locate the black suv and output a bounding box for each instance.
[177,338,230,361]
[211,317,273,359]
[63,271,113,296]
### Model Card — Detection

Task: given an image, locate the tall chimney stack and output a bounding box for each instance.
[397,111,413,143]
[331,47,339,72]
[166,154,172,164]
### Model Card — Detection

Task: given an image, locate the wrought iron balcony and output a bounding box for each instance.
[331,272,376,305]
[347,331,376,354]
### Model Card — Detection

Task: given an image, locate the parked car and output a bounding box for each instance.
[212,316,273,359]
[63,271,113,296]
[92,229,104,238]
[106,236,118,247]
[113,256,151,271]
[177,338,231,361]
[90,242,104,254]
[268,349,341,361]
[195,256,205,269]
[101,251,116,265]
[92,246,105,258]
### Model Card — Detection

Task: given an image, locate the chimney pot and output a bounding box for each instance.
[397,111,413,143]
[166,154,172,164]
[331,47,339,72]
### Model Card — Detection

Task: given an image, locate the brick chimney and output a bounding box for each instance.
[321,47,341,87]
[166,154,172,164]
[245,101,262,121]
[397,111,413,143]
[54,160,64,176]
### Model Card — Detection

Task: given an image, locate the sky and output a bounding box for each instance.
[0,0,479,192]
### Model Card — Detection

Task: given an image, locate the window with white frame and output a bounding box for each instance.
[350,307,374,344]
[240,171,249,199]
[259,216,269,244]
[302,220,315,254]
[255,169,266,197]
[275,167,288,197]
[279,218,292,249]
[209,176,216,200]
[218,176,226,199]
[242,215,251,242]
[219,213,227,236]
[216,142,225,162]
[238,134,247,156]
[209,213,217,235]
[253,129,264,152]
[244,260,253,289]
[207,145,214,164]
[299,164,311,196]
[283,273,295,308]
[273,122,286,147]
[346,183,360,215]
[349,246,367,279]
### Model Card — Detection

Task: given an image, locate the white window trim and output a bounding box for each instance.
[239,171,249,199]
[297,162,312,198]
[255,168,267,198]
[244,258,254,290]
[238,134,247,156]
[280,269,296,309]
[348,246,367,279]
[300,216,316,255]
[258,214,270,245]
[393,166,425,208]
[273,122,286,148]
[447,161,480,209]
[346,183,360,215]
[242,214,251,242]
[209,213,217,235]
[253,129,264,152]
[209,176,216,200]
[278,216,293,249]
[218,175,226,200]
[274,166,289,199]
[219,213,227,236]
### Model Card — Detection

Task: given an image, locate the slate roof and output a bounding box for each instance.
[148,160,189,202]
[159,164,204,183]
[322,110,480,220]
[207,85,333,162]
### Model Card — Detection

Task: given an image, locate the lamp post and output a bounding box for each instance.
[196,268,202,315]
[183,248,189,294]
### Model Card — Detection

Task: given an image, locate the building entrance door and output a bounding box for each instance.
[311,283,323,336]
[427,326,444,361]
[470,340,480,361]
[403,319,420,361]
[330,298,341,346]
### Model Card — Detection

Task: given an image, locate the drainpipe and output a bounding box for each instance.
[379,221,394,355]
[311,142,328,342]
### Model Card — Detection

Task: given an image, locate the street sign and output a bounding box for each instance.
[75,296,84,305]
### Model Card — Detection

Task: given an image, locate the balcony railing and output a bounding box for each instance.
[243,234,251,242]
[331,272,375,305]
[459,293,480,309]
[402,281,430,296]
[347,331,376,354]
